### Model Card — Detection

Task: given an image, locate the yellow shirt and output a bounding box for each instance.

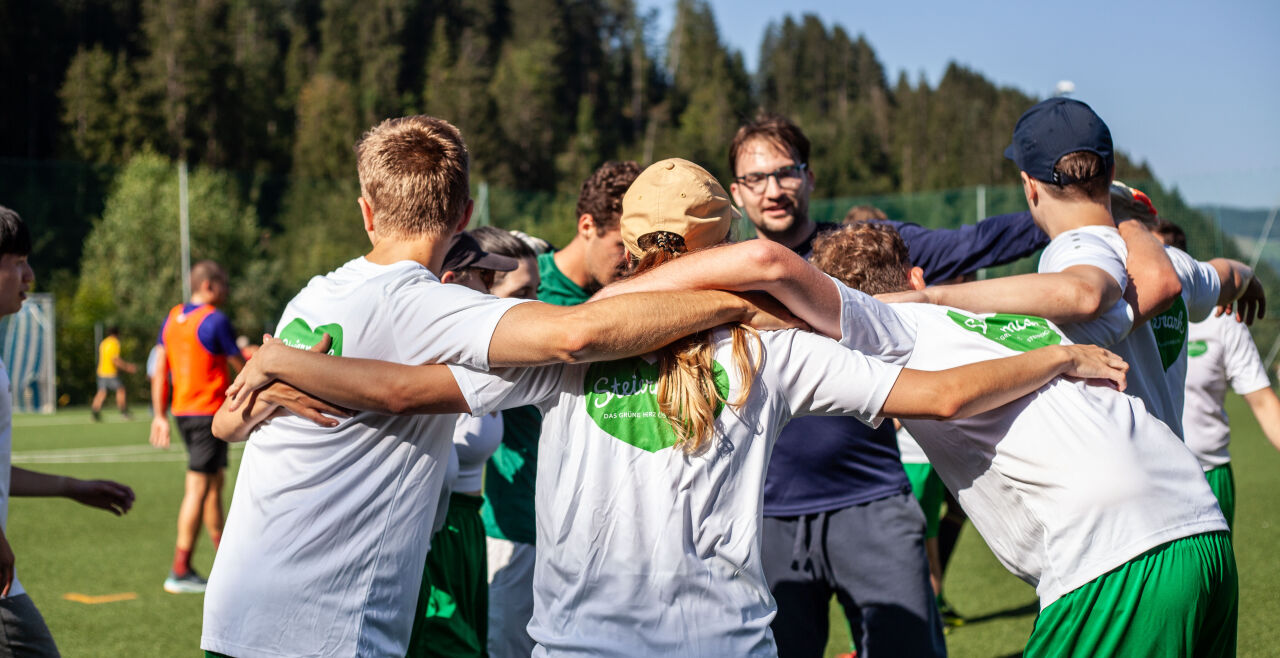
[97,336,121,377]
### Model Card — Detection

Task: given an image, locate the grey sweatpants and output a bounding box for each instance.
[762,492,945,658]
[0,594,59,658]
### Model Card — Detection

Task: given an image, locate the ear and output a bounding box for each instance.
[1020,172,1039,207]
[729,182,745,208]
[578,213,597,239]
[440,270,458,284]
[456,199,474,234]
[359,197,376,234]
[908,266,926,291]
[805,164,816,192]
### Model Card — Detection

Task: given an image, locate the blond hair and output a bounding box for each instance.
[632,233,762,454]
[354,115,470,238]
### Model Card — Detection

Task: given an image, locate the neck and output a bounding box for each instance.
[189,293,215,306]
[757,216,816,250]
[1035,200,1114,239]
[366,233,451,275]
[552,237,597,292]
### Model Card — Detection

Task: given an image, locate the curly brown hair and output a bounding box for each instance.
[811,222,912,296]
[576,161,641,233]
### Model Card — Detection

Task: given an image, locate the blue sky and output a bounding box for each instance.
[640,0,1280,209]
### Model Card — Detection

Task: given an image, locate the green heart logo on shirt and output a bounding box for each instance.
[946,310,1062,352]
[584,357,729,452]
[1151,297,1187,371]
[277,318,344,356]
[1188,339,1208,358]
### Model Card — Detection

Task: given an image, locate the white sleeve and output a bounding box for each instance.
[448,363,566,417]
[1167,247,1222,322]
[1220,319,1271,396]
[763,330,903,426]
[388,277,531,370]
[833,278,917,365]
[1039,231,1133,347]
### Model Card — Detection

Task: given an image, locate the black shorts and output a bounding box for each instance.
[176,416,227,474]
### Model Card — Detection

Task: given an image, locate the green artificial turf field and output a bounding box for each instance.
[7,399,1279,657]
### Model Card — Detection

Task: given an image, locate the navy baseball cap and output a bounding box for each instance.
[1004,98,1114,185]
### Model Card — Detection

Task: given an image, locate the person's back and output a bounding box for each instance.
[453,324,899,656]
[886,302,1224,603]
[205,258,522,656]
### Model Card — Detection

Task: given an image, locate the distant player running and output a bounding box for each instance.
[92,326,138,421]
[150,260,243,594]
[219,158,1125,657]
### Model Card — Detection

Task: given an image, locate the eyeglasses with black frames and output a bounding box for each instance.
[733,162,808,194]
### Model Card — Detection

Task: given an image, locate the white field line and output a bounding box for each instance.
[13,443,243,465]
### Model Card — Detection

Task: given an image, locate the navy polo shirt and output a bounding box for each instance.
[763,212,1047,516]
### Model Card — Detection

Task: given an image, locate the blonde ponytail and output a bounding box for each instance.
[631,233,763,454]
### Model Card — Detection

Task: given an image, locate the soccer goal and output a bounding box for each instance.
[0,293,56,414]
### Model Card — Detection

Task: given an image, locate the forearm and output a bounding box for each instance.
[1119,221,1181,324]
[1244,388,1280,452]
[489,290,748,366]
[9,467,73,497]
[150,360,169,417]
[255,349,469,416]
[1211,259,1252,306]
[593,241,843,339]
[922,271,1118,324]
[884,346,1070,420]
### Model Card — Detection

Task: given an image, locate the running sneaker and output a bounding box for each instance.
[163,570,208,594]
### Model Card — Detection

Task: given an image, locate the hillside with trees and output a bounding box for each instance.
[1,0,1261,399]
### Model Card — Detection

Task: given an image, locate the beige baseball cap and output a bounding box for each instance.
[620,158,740,258]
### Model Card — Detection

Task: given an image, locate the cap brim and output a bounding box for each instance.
[1003,143,1017,162]
[472,252,519,272]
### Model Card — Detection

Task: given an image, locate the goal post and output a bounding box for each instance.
[0,293,56,414]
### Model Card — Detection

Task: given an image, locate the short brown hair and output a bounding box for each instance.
[843,205,888,223]
[811,222,912,296]
[729,114,810,176]
[355,115,470,238]
[1041,151,1110,201]
[191,260,227,290]
[575,161,640,233]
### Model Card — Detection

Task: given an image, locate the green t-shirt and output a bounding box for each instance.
[482,251,589,544]
[535,251,592,306]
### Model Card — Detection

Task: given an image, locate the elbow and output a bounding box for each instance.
[211,417,246,443]
[932,394,966,421]
[1065,283,1112,323]
[556,327,594,364]
[744,240,792,284]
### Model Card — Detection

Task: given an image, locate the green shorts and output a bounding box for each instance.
[903,462,945,539]
[1026,531,1237,658]
[408,493,489,658]
[1204,463,1235,532]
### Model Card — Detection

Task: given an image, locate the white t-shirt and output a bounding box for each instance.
[453,412,503,493]
[837,283,1226,607]
[1183,314,1272,469]
[1038,226,1183,437]
[202,258,526,658]
[896,426,928,465]
[1153,247,1222,424]
[0,360,24,599]
[450,329,903,657]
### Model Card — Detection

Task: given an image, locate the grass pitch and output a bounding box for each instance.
[8,399,1279,657]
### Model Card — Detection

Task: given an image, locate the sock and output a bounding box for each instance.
[172,548,192,576]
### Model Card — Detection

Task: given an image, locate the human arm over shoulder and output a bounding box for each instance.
[890,211,1048,284]
[1117,220,1182,325]
[587,240,844,340]
[887,266,1124,326]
